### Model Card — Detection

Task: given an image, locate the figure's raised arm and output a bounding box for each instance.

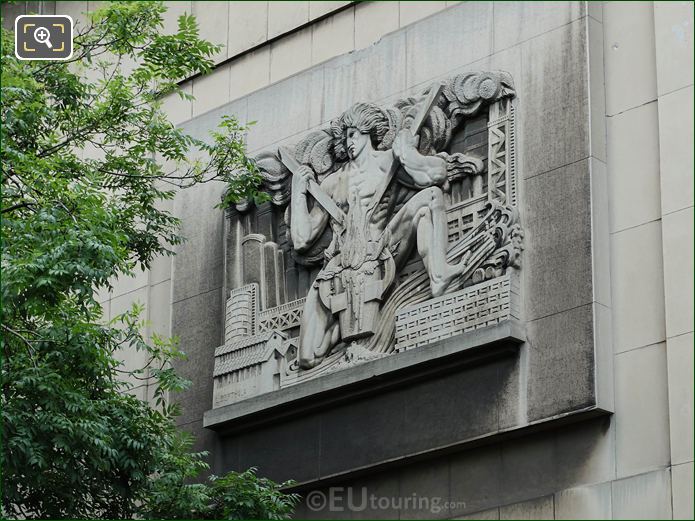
[290,165,330,252]
[392,130,447,188]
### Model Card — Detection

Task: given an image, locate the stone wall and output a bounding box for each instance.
[7,1,692,518]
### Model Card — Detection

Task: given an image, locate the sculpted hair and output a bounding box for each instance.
[330,102,391,159]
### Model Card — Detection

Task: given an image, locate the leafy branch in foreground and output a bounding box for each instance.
[1,2,289,519]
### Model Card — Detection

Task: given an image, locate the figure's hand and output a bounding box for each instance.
[392,129,420,159]
[292,165,315,194]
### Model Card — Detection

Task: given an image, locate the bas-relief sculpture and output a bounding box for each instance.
[212,72,523,408]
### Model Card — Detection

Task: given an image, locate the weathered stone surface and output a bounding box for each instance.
[171,181,226,303]
[246,67,323,152]
[658,85,694,216]
[526,303,596,421]
[610,220,666,353]
[499,495,553,520]
[322,30,407,123]
[269,27,312,83]
[667,332,695,465]
[227,1,268,57]
[172,288,224,426]
[615,343,670,478]
[607,101,661,233]
[404,2,492,88]
[493,1,584,52]
[310,7,354,66]
[662,205,695,339]
[267,0,308,39]
[611,468,672,520]
[354,1,399,49]
[523,159,593,322]
[653,1,694,97]
[603,1,658,116]
[554,482,612,520]
[519,17,589,179]
[672,462,695,520]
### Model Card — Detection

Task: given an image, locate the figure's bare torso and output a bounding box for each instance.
[323,150,394,238]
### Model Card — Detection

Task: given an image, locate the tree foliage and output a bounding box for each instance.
[1,2,295,518]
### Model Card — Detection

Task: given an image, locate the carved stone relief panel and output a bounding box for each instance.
[212,71,523,408]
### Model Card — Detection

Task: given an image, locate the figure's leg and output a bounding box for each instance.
[388,187,467,296]
[298,283,340,369]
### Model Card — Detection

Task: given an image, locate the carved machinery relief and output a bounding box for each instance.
[213,72,523,408]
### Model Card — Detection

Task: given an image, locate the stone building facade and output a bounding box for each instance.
[5,1,692,518]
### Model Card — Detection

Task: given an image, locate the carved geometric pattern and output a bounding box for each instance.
[487,99,518,207]
[257,297,305,333]
[394,275,512,350]
[225,284,258,345]
[214,331,279,377]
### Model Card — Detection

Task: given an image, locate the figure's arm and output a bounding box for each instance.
[392,130,447,188]
[290,166,330,252]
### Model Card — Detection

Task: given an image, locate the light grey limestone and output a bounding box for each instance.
[268,1,309,39]
[321,29,407,123]
[672,462,695,520]
[229,47,271,102]
[398,458,451,519]
[588,1,603,23]
[192,63,232,117]
[525,303,596,421]
[309,1,351,21]
[148,279,171,339]
[192,1,229,63]
[603,1,658,116]
[171,288,224,426]
[161,83,193,126]
[653,1,694,96]
[492,1,584,53]
[453,508,500,519]
[590,158,611,308]
[269,26,312,83]
[554,482,612,520]
[667,331,695,465]
[454,507,500,520]
[171,180,227,303]
[355,0,399,49]
[499,495,553,520]
[610,220,666,353]
[161,1,192,35]
[588,15,607,163]
[593,302,615,413]
[110,268,149,299]
[227,1,268,57]
[246,67,323,152]
[205,319,523,426]
[658,85,694,216]
[611,468,673,520]
[662,206,695,338]
[607,101,662,233]
[404,1,492,88]
[523,159,593,321]
[310,6,354,65]
[179,97,248,145]
[399,1,447,27]
[110,287,150,388]
[614,343,670,478]
[519,17,589,179]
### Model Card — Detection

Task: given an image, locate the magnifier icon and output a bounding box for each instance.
[33,26,52,48]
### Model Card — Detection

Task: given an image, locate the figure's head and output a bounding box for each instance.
[331,102,391,160]
[346,127,369,159]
